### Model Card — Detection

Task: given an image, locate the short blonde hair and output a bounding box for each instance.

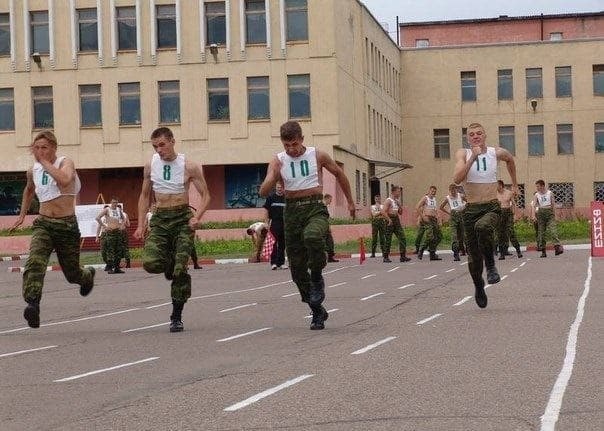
[33,130,58,147]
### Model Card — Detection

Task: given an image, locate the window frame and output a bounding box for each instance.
[526,67,543,99]
[497,69,513,100]
[32,86,54,129]
[247,76,270,121]
[556,124,573,155]
[498,126,515,155]
[528,125,544,156]
[79,84,102,127]
[285,0,308,42]
[461,71,476,102]
[593,64,604,96]
[158,80,181,124]
[156,4,177,49]
[116,6,137,51]
[208,78,230,122]
[287,74,311,119]
[118,82,141,126]
[206,1,226,45]
[433,128,450,159]
[77,8,98,52]
[0,88,15,131]
[30,11,50,54]
[555,66,572,98]
[595,122,604,153]
[0,13,10,56]
[245,0,267,45]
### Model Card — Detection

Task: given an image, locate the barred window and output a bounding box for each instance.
[499,126,515,155]
[549,183,574,208]
[362,172,367,206]
[595,182,604,202]
[355,169,361,204]
[505,183,525,209]
[433,129,450,159]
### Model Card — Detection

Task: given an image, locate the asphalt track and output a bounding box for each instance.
[0,249,602,431]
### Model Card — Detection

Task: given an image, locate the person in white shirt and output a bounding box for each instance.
[496,180,523,259]
[439,183,467,261]
[247,221,269,263]
[370,194,386,257]
[531,179,563,258]
[380,185,411,263]
[415,185,443,261]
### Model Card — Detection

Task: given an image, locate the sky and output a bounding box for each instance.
[361,0,604,40]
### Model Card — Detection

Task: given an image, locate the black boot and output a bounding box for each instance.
[400,254,411,262]
[309,304,329,330]
[109,262,124,274]
[486,266,500,284]
[23,299,41,328]
[383,254,392,263]
[125,258,131,268]
[474,278,488,309]
[453,251,460,261]
[79,267,95,296]
[417,248,425,260]
[541,250,547,258]
[327,254,339,263]
[516,247,523,258]
[554,244,564,255]
[498,246,506,260]
[429,252,442,261]
[104,264,111,271]
[170,301,185,332]
[193,262,202,269]
[370,248,376,258]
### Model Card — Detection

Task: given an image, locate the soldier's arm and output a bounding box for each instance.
[10,169,35,232]
[187,161,211,224]
[317,150,355,219]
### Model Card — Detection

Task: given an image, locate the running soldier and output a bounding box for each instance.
[381,185,411,263]
[96,198,127,274]
[531,180,564,258]
[496,180,523,259]
[439,183,467,261]
[415,186,443,261]
[370,194,386,258]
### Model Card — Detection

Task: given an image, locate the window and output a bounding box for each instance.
[30,11,49,54]
[285,0,308,42]
[526,68,542,99]
[556,124,573,154]
[79,84,102,127]
[208,78,229,121]
[362,172,367,206]
[245,0,266,44]
[498,126,515,155]
[32,86,53,129]
[0,88,15,131]
[355,170,360,204]
[461,71,476,101]
[157,5,176,48]
[595,182,604,202]
[247,76,269,120]
[550,32,563,41]
[415,39,429,48]
[77,9,98,51]
[119,82,141,125]
[288,74,310,119]
[0,13,10,55]
[555,66,572,97]
[158,81,180,124]
[433,129,450,159]
[497,69,513,100]
[461,127,470,149]
[206,2,226,45]
[593,65,604,96]
[549,183,574,208]
[117,7,136,50]
[528,125,544,156]
[595,123,604,153]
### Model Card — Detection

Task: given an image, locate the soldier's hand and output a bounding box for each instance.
[8,217,24,233]
[133,227,144,240]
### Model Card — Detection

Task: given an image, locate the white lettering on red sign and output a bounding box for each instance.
[594,208,603,248]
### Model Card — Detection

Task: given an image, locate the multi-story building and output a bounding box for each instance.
[399,12,604,215]
[0,0,407,223]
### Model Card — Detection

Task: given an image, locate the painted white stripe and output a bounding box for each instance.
[446,268,456,273]
[281,292,298,298]
[217,327,272,342]
[54,357,159,382]
[511,268,518,273]
[361,273,376,279]
[387,266,400,272]
[219,303,257,313]
[0,345,57,358]
[416,313,442,325]
[304,308,338,319]
[224,374,313,412]
[360,292,384,301]
[501,275,509,280]
[540,257,593,431]
[453,296,472,306]
[520,262,527,267]
[122,322,170,333]
[398,283,415,290]
[424,274,438,280]
[351,336,397,355]
[328,282,347,288]
[146,302,172,310]
[460,261,468,266]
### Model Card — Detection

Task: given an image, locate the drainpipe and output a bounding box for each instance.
[540,13,544,41]
[396,15,400,46]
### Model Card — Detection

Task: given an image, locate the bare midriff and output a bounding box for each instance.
[464,183,498,204]
[283,185,323,199]
[155,191,189,208]
[39,195,76,218]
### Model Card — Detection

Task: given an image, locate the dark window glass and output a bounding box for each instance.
[593,65,604,96]
[528,125,544,156]
[555,66,572,97]
[526,68,542,98]
[498,126,515,155]
[80,84,102,127]
[594,182,604,202]
[119,82,141,125]
[31,11,49,54]
[208,78,229,121]
[0,88,15,131]
[117,7,137,50]
[246,0,266,44]
[596,123,604,153]
[78,9,98,51]
[288,74,310,119]
[0,13,10,55]
[462,127,469,149]
[497,69,513,100]
[32,86,53,129]
[285,0,308,41]
[434,129,450,159]
[556,124,573,154]
[158,81,180,124]
[157,5,176,48]
[248,76,270,120]
[206,2,226,45]
[461,71,476,101]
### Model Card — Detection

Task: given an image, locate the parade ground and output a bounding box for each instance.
[0,249,602,431]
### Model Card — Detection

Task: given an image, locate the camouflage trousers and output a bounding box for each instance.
[497,208,520,251]
[121,229,131,260]
[104,229,124,267]
[284,196,329,302]
[419,216,442,253]
[23,215,94,302]
[415,221,426,251]
[536,208,560,250]
[449,210,465,253]
[143,205,194,303]
[371,217,386,254]
[383,215,407,256]
[462,200,501,288]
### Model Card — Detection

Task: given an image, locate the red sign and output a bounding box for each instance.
[592,201,604,257]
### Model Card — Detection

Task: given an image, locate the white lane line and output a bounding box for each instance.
[224,374,313,412]
[483,284,492,290]
[0,345,57,359]
[219,303,257,313]
[520,262,527,267]
[459,261,468,266]
[216,327,272,343]
[328,282,347,288]
[281,292,298,298]
[540,257,593,431]
[146,302,171,310]
[304,308,339,319]
[361,273,376,279]
[325,265,358,274]
[351,336,397,355]
[387,266,400,272]
[54,357,159,382]
[416,314,442,325]
[453,296,472,306]
[360,292,385,301]
[398,283,415,290]
[424,274,438,280]
[445,268,456,273]
[501,275,509,280]
[122,322,170,333]
[511,268,519,273]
